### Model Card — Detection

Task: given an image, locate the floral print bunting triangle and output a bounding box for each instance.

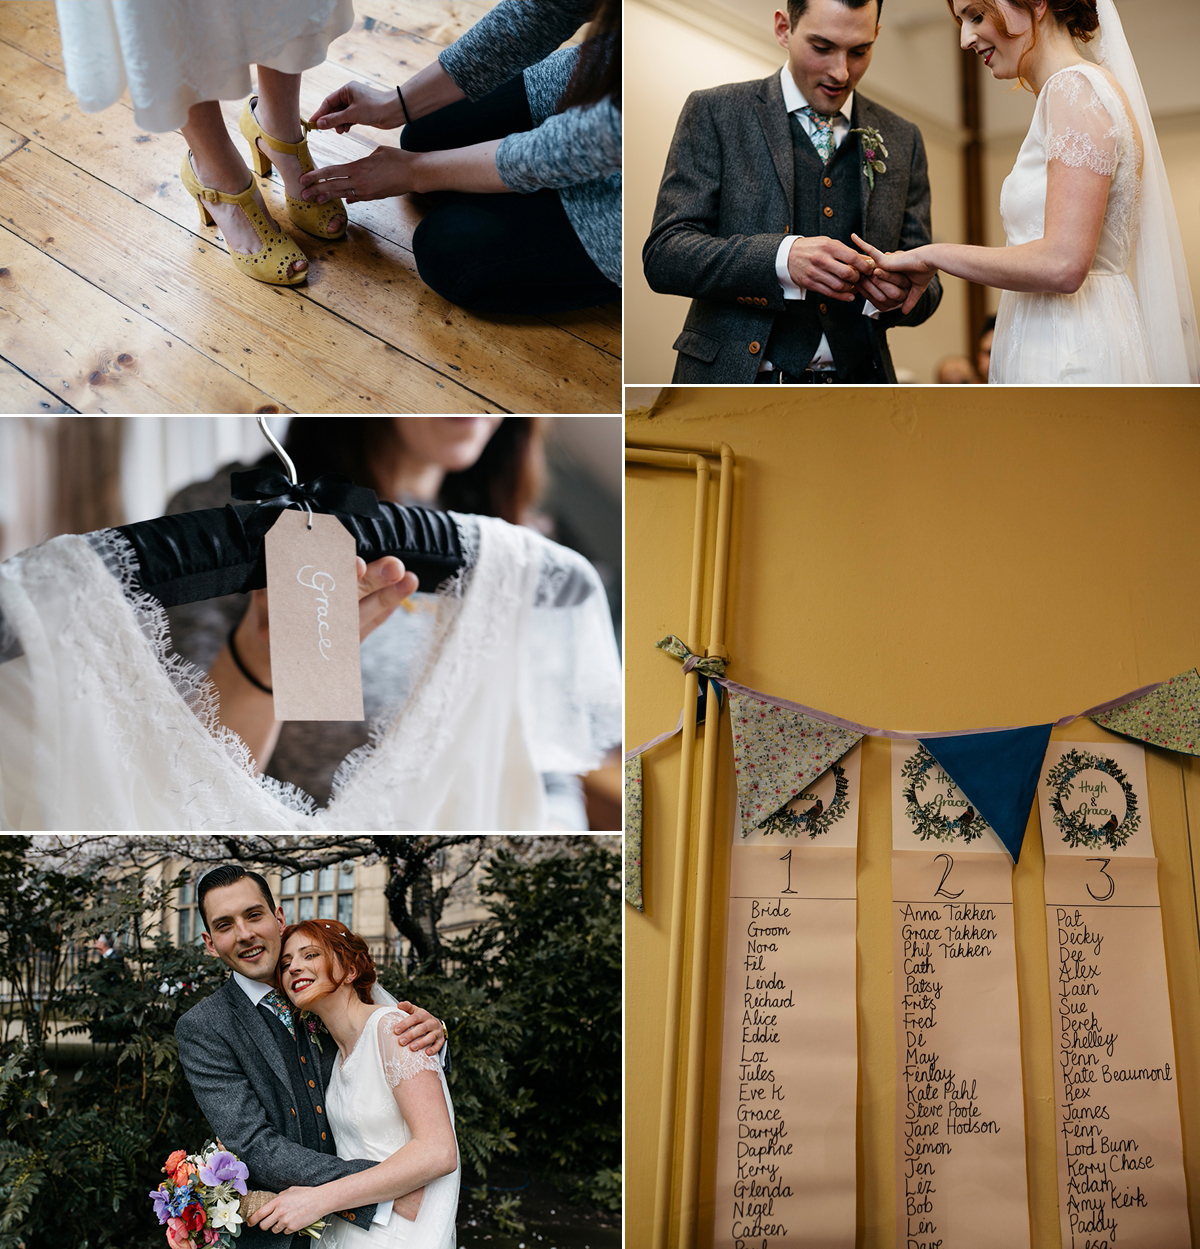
[625,754,644,910]
[1091,668,1200,756]
[729,691,863,834]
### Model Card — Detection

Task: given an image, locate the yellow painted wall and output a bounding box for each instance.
[626,392,1200,1248]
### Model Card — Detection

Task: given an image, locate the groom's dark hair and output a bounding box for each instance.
[197,865,276,931]
[787,0,883,25]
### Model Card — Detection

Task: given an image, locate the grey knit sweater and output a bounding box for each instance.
[438,0,621,286]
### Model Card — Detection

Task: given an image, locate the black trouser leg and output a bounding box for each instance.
[401,77,619,315]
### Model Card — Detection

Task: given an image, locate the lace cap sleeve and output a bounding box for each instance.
[1042,68,1120,177]
[377,1010,441,1089]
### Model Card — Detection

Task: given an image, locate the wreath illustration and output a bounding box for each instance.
[1045,748,1139,850]
[900,746,986,844]
[759,764,850,839]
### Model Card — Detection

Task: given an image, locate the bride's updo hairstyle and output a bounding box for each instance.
[946,0,1098,89]
[278,919,377,1007]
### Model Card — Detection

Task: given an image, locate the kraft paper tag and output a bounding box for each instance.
[263,509,363,721]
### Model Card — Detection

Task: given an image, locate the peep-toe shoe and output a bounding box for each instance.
[240,96,348,240]
[180,153,308,287]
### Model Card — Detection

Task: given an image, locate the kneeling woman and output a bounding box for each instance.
[300,0,620,315]
[251,921,459,1248]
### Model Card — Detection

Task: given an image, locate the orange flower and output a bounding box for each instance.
[163,1150,188,1180]
[174,1161,198,1187]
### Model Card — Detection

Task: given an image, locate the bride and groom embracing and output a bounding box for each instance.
[175,866,459,1248]
[645,0,1198,385]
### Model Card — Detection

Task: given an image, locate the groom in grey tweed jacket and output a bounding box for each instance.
[644,0,942,384]
[174,867,445,1248]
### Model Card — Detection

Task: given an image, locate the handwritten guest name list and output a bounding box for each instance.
[891,744,1031,1249]
[1038,742,1190,1249]
[714,756,861,1249]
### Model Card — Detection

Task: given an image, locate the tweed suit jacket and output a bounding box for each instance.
[175,976,376,1249]
[643,72,943,383]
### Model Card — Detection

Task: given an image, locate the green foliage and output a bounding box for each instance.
[0,843,224,1248]
[491,1195,525,1235]
[569,1166,622,1212]
[451,844,621,1173]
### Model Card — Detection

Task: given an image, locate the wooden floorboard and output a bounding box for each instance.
[0,2,620,414]
[0,224,288,413]
[0,353,77,413]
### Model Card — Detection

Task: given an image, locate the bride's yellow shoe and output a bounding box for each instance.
[240,96,348,240]
[180,154,308,287]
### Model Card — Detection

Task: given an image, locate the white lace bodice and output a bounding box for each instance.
[0,514,621,830]
[318,1008,458,1249]
[999,63,1141,274]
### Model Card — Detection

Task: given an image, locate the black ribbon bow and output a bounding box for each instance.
[229,468,383,539]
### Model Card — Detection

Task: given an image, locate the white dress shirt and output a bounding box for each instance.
[232,971,390,1228]
[767,65,878,373]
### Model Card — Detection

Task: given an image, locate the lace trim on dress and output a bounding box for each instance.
[378,1010,441,1088]
[1043,69,1119,177]
[80,529,317,818]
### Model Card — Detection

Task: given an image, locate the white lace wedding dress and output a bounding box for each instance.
[991,63,1150,383]
[318,1007,459,1249]
[0,514,620,830]
[55,0,354,132]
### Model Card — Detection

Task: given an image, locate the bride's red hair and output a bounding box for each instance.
[278,919,377,1007]
[946,0,1098,90]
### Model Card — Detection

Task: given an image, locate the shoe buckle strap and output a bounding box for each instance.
[199,187,221,203]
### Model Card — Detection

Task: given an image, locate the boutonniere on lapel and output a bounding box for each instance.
[303,1015,328,1054]
[850,126,888,190]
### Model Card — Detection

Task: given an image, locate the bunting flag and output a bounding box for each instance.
[624,755,644,910]
[1091,667,1200,755]
[918,723,1054,861]
[729,690,863,834]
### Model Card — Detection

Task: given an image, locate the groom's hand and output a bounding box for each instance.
[786,236,875,302]
[394,1004,446,1056]
[858,269,913,314]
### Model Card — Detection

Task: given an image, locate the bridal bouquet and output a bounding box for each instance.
[149,1141,327,1246]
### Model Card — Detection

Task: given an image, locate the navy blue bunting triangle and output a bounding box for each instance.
[919,724,1053,861]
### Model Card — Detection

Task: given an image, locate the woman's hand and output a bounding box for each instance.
[309,81,405,134]
[300,148,418,204]
[231,556,418,693]
[247,1186,329,1236]
[392,1188,425,1221]
[851,234,938,315]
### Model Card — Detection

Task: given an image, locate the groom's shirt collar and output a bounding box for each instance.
[232,970,275,1006]
[780,65,854,126]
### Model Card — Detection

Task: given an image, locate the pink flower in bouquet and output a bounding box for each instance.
[166,1217,198,1249]
[203,1230,220,1246]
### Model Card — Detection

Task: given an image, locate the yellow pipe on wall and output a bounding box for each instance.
[632,446,711,1249]
[679,444,736,1247]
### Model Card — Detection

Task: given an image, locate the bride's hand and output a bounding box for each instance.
[247,1186,327,1236]
[393,1188,425,1221]
[851,234,938,316]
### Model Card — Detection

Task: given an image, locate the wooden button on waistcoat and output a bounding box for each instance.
[823,206,833,217]
[748,341,761,355]
[300,1056,306,1063]
[290,1108,296,1116]
[348,1214,356,1221]
[823,176,832,188]
[819,303,827,314]
[316,1106,322,1114]
[321,1132,327,1140]
[308,1080,316,1088]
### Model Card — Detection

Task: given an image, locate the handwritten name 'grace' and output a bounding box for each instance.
[296,565,336,660]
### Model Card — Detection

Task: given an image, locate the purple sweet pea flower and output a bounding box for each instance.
[149,1185,172,1224]
[198,1150,249,1195]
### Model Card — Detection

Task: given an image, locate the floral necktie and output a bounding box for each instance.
[261,988,295,1036]
[802,106,837,164]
